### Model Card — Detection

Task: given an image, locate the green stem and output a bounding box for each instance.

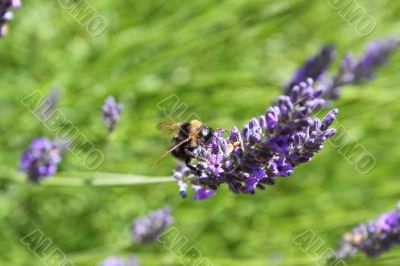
[44,175,176,186]
[0,167,176,187]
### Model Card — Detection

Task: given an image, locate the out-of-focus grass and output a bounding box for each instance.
[0,0,400,265]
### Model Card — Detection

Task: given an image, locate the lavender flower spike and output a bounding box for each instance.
[98,255,139,266]
[284,45,336,95]
[323,38,400,99]
[174,79,338,200]
[131,206,174,244]
[102,96,123,132]
[336,202,400,259]
[0,0,21,37]
[20,138,62,183]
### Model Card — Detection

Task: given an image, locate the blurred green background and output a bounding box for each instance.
[1,0,400,265]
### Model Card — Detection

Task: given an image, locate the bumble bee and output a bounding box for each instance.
[155,120,213,170]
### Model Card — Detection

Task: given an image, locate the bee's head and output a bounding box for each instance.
[198,125,213,145]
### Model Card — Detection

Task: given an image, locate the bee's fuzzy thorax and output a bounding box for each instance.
[189,120,203,130]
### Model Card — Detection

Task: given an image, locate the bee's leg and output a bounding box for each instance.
[183,149,203,176]
[184,158,201,176]
[184,149,208,162]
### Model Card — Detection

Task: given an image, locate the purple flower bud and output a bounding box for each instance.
[229,126,241,143]
[20,138,62,183]
[242,169,266,193]
[277,96,293,120]
[259,115,267,130]
[321,108,338,130]
[285,45,336,94]
[102,96,123,133]
[193,187,215,200]
[293,132,306,147]
[273,157,293,177]
[377,212,399,233]
[249,118,260,130]
[241,124,250,141]
[177,180,187,198]
[173,164,191,198]
[324,128,336,138]
[131,206,174,244]
[207,154,224,176]
[266,106,280,130]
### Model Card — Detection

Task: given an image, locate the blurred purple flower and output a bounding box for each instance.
[284,45,336,95]
[131,206,174,244]
[0,0,21,37]
[98,257,124,266]
[336,203,400,259]
[125,256,140,266]
[98,255,139,266]
[102,96,123,132]
[322,38,400,99]
[20,138,62,183]
[174,79,337,200]
[38,89,60,120]
[286,39,399,100]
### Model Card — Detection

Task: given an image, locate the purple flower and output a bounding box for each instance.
[98,256,139,266]
[336,203,400,259]
[266,107,280,130]
[272,157,293,177]
[193,187,215,200]
[377,212,399,233]
[125,256,140,266]
[173,79,337,199]
[173,164,190,198]
[20,138,62,183]
[322,38,400,99]
[38,89,60,120]
[102,96,123,132]
[284,45,336,95]
[354,39,400,82]
[243,169,267,193]
[98,257,124,266]
[207,154,224,176]
[131,206,174,244]
[0,0,21,37]
[286,39,399,100]
[268,135,291,153]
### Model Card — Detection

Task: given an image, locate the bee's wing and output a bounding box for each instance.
[156,122,182,135]
[151,137,190,166]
